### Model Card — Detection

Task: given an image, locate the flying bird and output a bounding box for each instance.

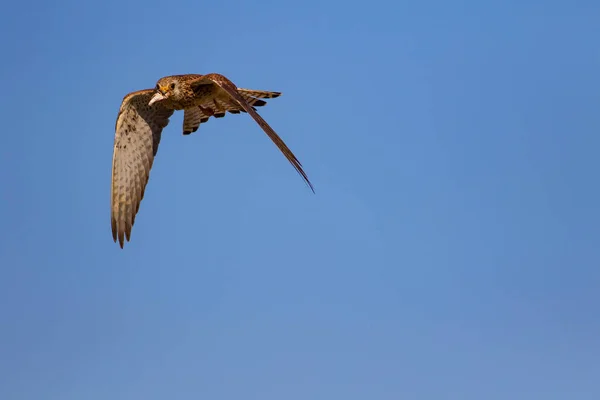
[111,73,314,248]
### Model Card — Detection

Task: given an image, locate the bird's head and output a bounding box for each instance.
[148,77,181,106]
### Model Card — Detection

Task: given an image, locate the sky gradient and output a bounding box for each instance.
[1,1,599,399]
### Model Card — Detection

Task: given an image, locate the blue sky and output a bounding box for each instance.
[1,0,599,398]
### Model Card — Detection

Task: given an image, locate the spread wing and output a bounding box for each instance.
[189,73,314,193]
[182,89,282,135]
[111,89,174,248]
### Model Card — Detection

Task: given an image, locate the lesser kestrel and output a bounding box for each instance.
[111,73,314,248]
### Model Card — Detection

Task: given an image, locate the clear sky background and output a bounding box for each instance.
[1,0,599,399]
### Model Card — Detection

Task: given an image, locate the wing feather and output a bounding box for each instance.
[191,74,314,192]
[111,89,174,248]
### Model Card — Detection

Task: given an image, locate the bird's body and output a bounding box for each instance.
[111,73,313,248]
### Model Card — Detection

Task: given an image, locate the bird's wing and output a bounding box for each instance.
[111,89,175,248]
[189,73,314,192]
[182,88,281,135]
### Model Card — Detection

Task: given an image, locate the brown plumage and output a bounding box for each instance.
[111,73,314,248]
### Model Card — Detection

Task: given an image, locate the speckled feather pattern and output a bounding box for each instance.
[182,88,281,135]
[111,90,173,248]
[111,73,313,248]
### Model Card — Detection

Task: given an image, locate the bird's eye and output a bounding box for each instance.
[170,83,175,90]
[155,84,160,91]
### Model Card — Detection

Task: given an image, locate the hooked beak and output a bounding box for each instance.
[148,91,166,106]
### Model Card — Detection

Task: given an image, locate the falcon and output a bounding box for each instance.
[111,73,314,248]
